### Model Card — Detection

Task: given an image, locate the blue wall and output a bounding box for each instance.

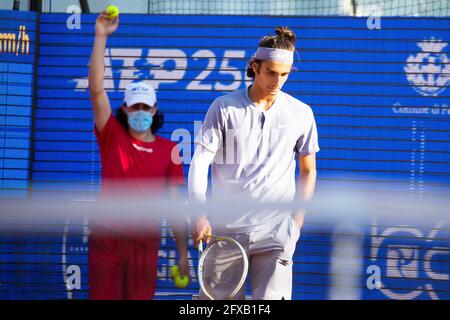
[0,10,449,300]
[0,10,36,198]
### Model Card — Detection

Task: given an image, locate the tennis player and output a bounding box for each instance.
[88,12,188,300]
[189,27,319,300]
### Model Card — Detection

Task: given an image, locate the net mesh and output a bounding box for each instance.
[200,238,247,300]
[38,0,450,16]
[148,0,450,16]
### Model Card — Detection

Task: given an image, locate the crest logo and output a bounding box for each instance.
[371,218,450,300]
[404,38,450,97]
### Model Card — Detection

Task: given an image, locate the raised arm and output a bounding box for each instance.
[88,12,119,133]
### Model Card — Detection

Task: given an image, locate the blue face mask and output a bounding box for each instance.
[127,110,153,132]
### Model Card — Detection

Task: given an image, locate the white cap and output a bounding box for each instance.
[124,82,157,107]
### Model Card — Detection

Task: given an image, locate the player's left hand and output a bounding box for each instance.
[190,215,212,247]
[292,210,305,229]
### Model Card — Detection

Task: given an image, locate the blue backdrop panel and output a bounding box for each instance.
[0,10,35,199]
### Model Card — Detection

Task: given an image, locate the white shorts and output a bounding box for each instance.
[198,215,301,300]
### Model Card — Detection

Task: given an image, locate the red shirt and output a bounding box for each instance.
[93,114,185,240]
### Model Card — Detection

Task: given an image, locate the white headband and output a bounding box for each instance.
[254,47,294,64]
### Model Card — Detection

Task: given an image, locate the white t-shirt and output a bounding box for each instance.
[195,87,320,232]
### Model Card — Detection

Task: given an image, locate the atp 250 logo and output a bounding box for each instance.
[370,218,450,300]
[72,48,252,92]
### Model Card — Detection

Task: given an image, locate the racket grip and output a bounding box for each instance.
[199,239,204,254]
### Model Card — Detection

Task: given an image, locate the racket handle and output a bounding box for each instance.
[199,239,204,254]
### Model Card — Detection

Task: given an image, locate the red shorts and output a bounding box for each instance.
[88,231,160,300]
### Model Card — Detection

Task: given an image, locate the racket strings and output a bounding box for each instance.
[200,239,246,300]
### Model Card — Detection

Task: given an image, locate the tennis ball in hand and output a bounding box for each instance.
[170,265,179,280]
[105,5,119,19]
[174,275,189,288]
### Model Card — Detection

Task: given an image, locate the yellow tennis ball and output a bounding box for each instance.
[169,265,179,280]
[174,275,189,288]
[105,5,119,19]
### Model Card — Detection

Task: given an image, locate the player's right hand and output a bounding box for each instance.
[95,11,119,37]
[190,215,211,247]
[177,255,189,279]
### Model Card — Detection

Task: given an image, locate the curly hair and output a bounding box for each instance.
[246,26,297,78]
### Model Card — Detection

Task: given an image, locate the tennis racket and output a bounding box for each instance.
[198,234,248,300]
